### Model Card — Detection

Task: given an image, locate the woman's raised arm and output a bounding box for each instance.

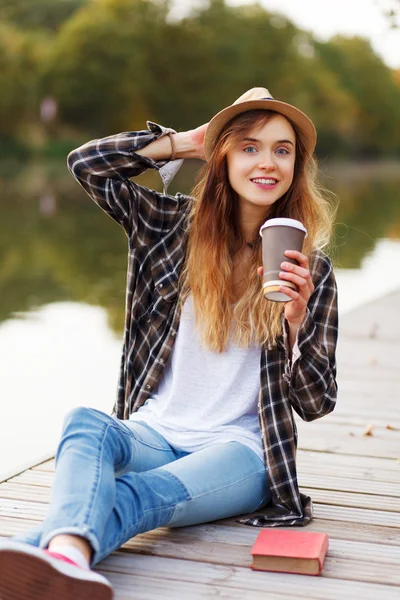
[67,122,207,238]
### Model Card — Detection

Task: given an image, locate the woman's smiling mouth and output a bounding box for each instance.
[251,177,279,189]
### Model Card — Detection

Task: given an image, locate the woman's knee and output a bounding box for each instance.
[62,406,109,433]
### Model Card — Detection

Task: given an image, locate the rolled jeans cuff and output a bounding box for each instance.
[40,526,100,567]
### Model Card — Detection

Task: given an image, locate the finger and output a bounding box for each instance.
[284,250,309,267]
[279,271,310,295]
[280,261,314,295]
[280,260,310,280]
[279,285,301,303]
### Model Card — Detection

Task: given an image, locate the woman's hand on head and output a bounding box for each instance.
[187,123,208,161]
[172,123,208,160]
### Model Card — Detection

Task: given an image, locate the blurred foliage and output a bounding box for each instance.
[379,0,400,27]
[0,0,86,30]
[0,0,399,158]
[315,36,400,156]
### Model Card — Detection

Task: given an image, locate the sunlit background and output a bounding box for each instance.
[1,0,400,479]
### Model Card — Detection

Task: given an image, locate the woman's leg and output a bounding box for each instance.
[1,409,185,599]
[13,407,183,553]
[13,410,269,567]
[92,441,270,565]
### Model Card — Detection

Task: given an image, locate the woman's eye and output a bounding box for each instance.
[244,146,257,153]
[276,147,289,155]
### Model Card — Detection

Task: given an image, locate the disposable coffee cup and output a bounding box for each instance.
[259,218,307,302]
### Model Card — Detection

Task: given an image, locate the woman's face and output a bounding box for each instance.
[226,114,296,216]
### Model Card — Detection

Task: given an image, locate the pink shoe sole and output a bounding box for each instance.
[0,541,113,600]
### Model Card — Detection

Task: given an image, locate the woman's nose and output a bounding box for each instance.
[257,153,276,170]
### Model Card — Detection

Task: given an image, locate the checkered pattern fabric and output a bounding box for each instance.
[68,122,338,526]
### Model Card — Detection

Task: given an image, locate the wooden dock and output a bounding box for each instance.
[1,290,399,599]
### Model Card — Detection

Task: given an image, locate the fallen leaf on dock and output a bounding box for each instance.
[363,423,375,436]
[386,424,398,431]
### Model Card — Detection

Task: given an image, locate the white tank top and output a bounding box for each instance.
[130,295,263,461]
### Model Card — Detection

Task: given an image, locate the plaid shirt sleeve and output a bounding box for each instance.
[282,250,338,421]
[239,250,338,528]
[66,121,183,239]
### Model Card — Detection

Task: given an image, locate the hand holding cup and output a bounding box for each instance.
[259,218,307,302]
[258,218,314,326]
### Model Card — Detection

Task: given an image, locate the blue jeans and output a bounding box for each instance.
[14,407,270,566]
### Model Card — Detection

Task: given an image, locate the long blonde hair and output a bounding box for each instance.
[180,110,336,352]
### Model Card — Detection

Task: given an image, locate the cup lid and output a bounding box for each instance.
[259,217,307,237]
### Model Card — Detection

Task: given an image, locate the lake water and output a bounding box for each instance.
[1,159,400,480]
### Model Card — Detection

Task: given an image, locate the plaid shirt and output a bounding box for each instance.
[68,122,338,527]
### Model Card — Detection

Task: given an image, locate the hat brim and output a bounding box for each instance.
[204,99,316,161]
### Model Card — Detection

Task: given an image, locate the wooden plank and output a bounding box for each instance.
[297,434,400,459]
[302,488,399,512]
[0,516,397,556]
[296,449,400,472]
[336,377,400,394]
[297,462,400,484]
[322,557,400,586]
[0,498,47,519]
[217,517,400,547]
[117,530,400,566]
[100,572,273,600]
[97,552,400,599]
[327,538,400,565]
[2,514,400,550]
[101,572,310,600]
[0,483,51,503]
[337,368,400,385]
[8,528,397,599]
[323,415,400,430]
[299,473,400,496]
[296,421,400,441]
[10,471,54,487]
[314,504,400,527]
[115,539,400,586]
[31,459,55,472]
[0,517,39,536]
[330,399,400,416]
[2,523,400,588]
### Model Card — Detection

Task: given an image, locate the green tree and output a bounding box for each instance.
[0,0,86,31]
[0,23,49,148]
[43,0,170,134]
[315,36,400,156]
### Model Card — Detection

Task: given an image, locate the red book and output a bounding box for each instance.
[250,530,329,576]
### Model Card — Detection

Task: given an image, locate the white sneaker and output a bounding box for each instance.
[0,540,113,600]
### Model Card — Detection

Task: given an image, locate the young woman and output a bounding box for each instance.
[0,88,338,600]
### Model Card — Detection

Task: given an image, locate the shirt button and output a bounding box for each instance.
[159,358,165,364]
[261,433,264,439]
[145,384,152,391]
[158,283,163,288]
[171,331,176,337]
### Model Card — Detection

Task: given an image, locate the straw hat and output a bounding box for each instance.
[204,87,317,160]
